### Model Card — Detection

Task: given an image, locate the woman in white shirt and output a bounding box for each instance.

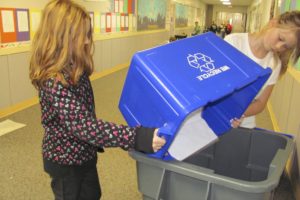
[225,11,300,128]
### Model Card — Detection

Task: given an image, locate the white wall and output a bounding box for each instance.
[212,5,248,33]
[247,0,272,32]
[212,5,248,21]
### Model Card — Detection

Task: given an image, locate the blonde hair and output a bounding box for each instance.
[259,11,300,75]
[30,0,94,88]
[277,11,300,74]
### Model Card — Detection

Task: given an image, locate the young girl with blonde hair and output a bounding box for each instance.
[29,0,165,199]
[226,11,300,128]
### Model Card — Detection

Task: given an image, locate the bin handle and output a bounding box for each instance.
[147,125,173,159]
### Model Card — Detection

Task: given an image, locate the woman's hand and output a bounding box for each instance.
[152,129,166,152]
[230,115,245,128]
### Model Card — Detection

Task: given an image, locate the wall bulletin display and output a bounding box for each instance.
[0,8,17,43]
[175,3,188,28]
[16,9,30,41]
[109,0,131,32]
[137,0,166,31]
[1,0,136,47]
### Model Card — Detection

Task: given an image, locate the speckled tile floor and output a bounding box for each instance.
[0,68,295,200]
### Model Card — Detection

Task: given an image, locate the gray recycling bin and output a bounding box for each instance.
[129,128,294,200]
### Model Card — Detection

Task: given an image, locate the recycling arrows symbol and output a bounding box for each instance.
[187,53,215,72]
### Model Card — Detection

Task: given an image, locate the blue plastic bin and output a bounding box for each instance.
[119,32,271,159]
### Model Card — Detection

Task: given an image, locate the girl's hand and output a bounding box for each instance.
[230,115,245,128]
[152,129,166,152]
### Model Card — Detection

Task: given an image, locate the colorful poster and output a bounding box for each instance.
[111,13,116,32]
[2,10,15,33]
[16,9,30,41]
[123,0,128,14]
[114,0,119,13]
[121,13,125,31]
[29,9,41,39]
[100,13,106,33]
[0,8,17,43]
[128,0,135,14]
[94,12,100,34]
[106,13,111,32]
[116,13,120,32]
[119,0,124,13]
[125,14,129,31]
[137,0,166,31]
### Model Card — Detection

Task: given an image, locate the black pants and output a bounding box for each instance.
[50,165,101,200]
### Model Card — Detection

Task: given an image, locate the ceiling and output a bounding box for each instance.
[200,0,254,7]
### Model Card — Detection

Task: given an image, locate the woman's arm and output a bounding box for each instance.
[243,85,274,117]
[231,85,274,128]
[43,78,165,153]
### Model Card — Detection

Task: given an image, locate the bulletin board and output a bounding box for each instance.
[0,0,138,49]
[137,0,166,31]
[175,3,188,28]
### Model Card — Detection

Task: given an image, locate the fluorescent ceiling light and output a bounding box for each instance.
[220,0,230,2]
[223,2,232,5]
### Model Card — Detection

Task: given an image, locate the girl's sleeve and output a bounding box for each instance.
[44,80,154,153]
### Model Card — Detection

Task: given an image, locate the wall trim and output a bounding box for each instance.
[0,63,129,119]
[0,97,39,119]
